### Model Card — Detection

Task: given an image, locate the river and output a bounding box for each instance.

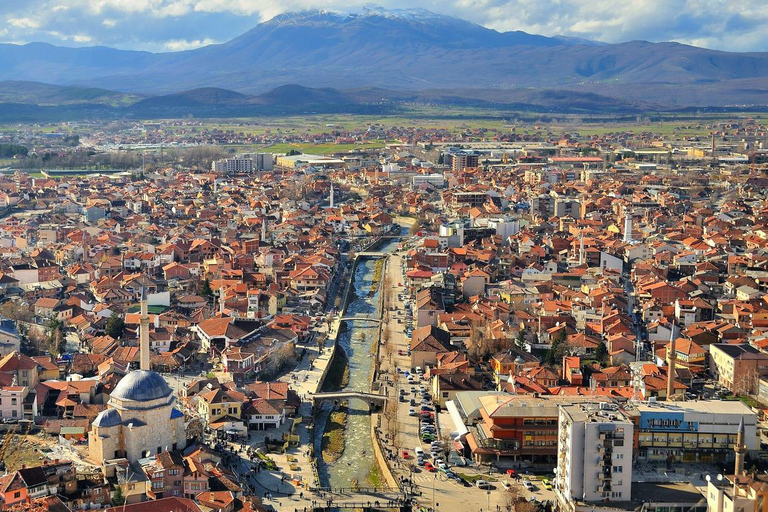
[314,235,402,489]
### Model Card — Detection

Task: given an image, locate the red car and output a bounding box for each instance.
[424,462,435,472]
[402,450,409,459]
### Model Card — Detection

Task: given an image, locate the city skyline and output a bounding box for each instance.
[1,1,767,53]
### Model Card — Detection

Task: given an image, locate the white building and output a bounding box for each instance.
[557,403,633,510]
[211,154,273,174]
[0,385,26,420]
[412,173,446,189]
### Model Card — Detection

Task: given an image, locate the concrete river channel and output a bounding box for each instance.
[313,235,402,489]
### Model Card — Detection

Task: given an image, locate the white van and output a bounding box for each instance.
[476,480,492,489]
[414,447,424,457]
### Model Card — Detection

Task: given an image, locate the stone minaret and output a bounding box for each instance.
[734,416,747,479]
[329,182,334,209]
[261,217,267,242]
[139,290,150,371]
[666,334,677,400]
[578,231,585,265]
[623,214,633,243]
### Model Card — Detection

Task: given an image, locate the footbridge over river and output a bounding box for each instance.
[310,391,388,412]
[307,487,410,511]
[338,313,382,324]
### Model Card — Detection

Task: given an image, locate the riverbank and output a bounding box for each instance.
[321,405,349,464]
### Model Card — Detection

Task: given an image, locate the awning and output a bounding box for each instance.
[445,400,469,438]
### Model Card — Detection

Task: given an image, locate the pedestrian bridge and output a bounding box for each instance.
[357,251,388,257]
[338,314,382,324]
[308,487,408,511]
[311,391,388,407]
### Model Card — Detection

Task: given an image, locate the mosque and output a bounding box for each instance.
[88,297,186,463]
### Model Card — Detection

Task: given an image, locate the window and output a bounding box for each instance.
[169,469,179,476]
[442,392,449,398]
[11,398,16,405]
[613,466,623,473]
[11,410,17,417]
[14,492,21,499]
[612,492,622,498]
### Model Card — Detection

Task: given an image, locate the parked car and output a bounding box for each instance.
[476,480,492,489]
[424,462,435,472]
[409,408,416,416]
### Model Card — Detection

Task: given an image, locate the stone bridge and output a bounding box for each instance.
[357,251,388,257]
[311,391,388,411]
[338,314,382,324]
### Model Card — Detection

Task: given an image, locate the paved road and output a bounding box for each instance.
[376,252,513,512]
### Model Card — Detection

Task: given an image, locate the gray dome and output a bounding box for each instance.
[111,370,172,402]
[93,408,121,428]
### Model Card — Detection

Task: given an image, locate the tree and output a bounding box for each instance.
[45,318,65,357]
[106,315,125,339]
[515,329,527,350]
[595,340,609,365]
[111,486,125,507]
[546,330,569,366]
[286,149,302,156]
[200,278,214,298]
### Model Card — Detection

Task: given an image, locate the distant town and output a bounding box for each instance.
[0,115,767,512]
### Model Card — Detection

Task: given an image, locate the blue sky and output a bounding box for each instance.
[2,1,767,52]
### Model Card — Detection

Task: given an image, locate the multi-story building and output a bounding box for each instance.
[557,403,633,509]
[458,393,610,465]
[211,154,274,173]
[449,151,479,172]
[0,385,26,420]
[709,343,768,394]
[632,400,758,464]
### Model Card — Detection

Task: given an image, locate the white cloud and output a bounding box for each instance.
[8,17,40,29]
[1,0,768,51]
[163,37,218,51]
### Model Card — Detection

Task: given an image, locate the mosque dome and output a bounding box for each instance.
[92,408,122,428]
[111,370,172,402]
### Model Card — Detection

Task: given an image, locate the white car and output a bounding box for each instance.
[408,408,416,416]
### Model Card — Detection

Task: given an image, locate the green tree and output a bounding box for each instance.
[286,149,302,156]
[546,330,569,366]
[106,315,125,339]
[111,486,125,507]
[200,278,213,298]
[45,317,65,357]
[595,340,609,365]
[516,328,527,350]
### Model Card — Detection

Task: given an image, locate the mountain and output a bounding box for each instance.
[1,8,768,108]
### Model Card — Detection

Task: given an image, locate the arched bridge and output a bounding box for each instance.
[338,314,382,324]
[311,391,388,408]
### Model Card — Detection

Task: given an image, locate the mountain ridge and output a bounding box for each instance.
[0,8,767,107]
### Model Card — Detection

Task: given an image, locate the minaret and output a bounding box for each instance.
[329,182,334,209]
[623,214,633,243]
[734,416,747,479]
[261,217,267,242]
[578,231,585,265]
[219,286,225,316]
[666,333,677,400]
[139,290,150,371]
